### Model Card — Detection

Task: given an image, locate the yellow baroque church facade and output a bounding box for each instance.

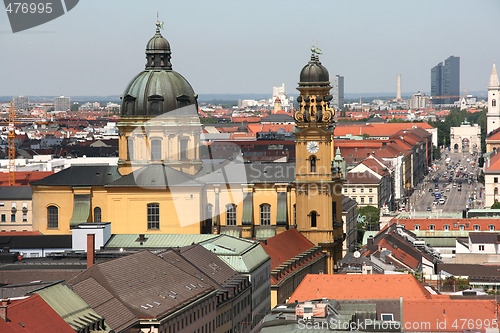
[31,22,345,272]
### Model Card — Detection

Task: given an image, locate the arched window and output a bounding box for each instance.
[459,225,465,231]
[127,138,134,160]
[493,99,496,107]
[226,204,237,226]
[94,207,101,223]
[47,206,58,229]
[151,139,162,161]
[293,204,296,225]
[414,224,420,231]
[444,224,450,231]
[429,224,435,231]
[310,156,316,173]
[489,225,495,231]
[310,211,318,228]
[147,203,160,230]
[474,224,480,231]
[260,204,271,225]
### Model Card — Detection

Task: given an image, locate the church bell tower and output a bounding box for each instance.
[294,49,344,273]
[487,63,500,135]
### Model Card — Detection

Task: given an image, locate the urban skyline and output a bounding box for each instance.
[1,0,499,96]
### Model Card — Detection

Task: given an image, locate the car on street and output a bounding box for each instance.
[427,206,432,211]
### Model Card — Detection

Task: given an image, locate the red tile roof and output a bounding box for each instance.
[288,274,431,302]
[334,123,434,137]
[404,299,500,332]
[486,128,500,141]
[0,295,74,333]
[260,229,321,285]
[0,171,54,186]
[485,151,500,172]
[390,218,500,231]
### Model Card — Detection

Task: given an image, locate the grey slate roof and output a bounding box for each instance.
[468,232,499,244]
[261,114,294,123]
[105,164,201,187]
[69,250,217,332]
[0,186,32,200]
[179,244,239,286]
[0,235,72,249]
[31,166,121,187]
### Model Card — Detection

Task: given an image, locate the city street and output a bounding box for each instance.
[406,150,483,214]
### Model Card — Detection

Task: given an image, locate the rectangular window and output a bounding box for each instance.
[226,204,237,226]
[260,204,271,225]
[147,203,160,230]
[360,188,364,193]
[360,197,364,204]
[369,188,373,193]
[22,202,27,208]
[352,188,356,193]
[180,139,189,160]
[151,139,162,161]
[11,202,17,209]
[0,202,4,207]
[22,213,27,222]
[0,214,5,222]
[479,245,485,251]
[495,177,498,183]
[369,197,373,204]
[11,214,16,222]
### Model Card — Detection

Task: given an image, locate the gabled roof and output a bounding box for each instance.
[33,283,108,332]
[260,229,323,284]
[344,171,380,185]
[288,274,431,302]
[0,295,74,333]
[485,151,500,172]
[199,235,270,274]
[69,250,217,332]
[179,244,239,286]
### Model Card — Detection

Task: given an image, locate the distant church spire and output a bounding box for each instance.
[489,63,500,88]
[487,62,500,135]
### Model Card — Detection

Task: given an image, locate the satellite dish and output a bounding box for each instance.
[353,251,361,258]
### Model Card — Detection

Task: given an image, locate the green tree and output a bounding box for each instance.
[432,145,441,160]
[358,206,380,230]
[491,202,500,209]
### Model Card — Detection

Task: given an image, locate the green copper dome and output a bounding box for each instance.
[120,21,197,117]
[299,54,330,83]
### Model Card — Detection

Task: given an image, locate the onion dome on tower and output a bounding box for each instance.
[120,21,198,117]
[294,51,334,125]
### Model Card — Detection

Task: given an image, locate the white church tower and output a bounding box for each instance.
[487,63,500,135]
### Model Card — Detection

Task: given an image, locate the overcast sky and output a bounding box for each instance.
[1,0,499,97]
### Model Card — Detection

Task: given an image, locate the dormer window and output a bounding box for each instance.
[176,94,191,108]
[148,95,164,115]
[123,95,136,115]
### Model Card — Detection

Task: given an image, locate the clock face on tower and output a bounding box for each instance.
[307,141,320,154]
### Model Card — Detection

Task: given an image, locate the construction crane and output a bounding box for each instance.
[4,102,56,186]
[8,101,16,186]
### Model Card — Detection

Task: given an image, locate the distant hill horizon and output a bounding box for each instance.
[0,90,488,104]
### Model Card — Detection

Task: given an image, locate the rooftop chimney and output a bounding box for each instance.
[87,234,95,269]
[0,299,10,321]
